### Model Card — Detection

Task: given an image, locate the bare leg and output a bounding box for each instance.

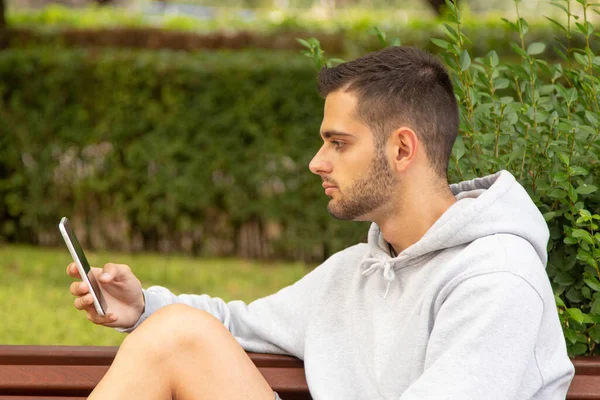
[89,304,275,400]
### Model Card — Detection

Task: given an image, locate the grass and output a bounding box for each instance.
[0,244,312,346]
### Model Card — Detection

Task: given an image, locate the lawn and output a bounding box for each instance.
[0,244,312,346]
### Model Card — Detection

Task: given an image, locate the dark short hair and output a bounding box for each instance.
[317,46,458,178]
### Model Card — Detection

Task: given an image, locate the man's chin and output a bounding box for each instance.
[327,203,364,221]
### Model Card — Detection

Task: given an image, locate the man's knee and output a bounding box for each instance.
[123,304,229,360]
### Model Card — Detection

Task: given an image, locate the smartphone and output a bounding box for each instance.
[59,217,107,317]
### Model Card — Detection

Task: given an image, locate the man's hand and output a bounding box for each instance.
[67,262,145,329]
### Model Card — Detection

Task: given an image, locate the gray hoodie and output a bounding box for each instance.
[123,170,574,399]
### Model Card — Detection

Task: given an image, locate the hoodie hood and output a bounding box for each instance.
[361,170,549,296]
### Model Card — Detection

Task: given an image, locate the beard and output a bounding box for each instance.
[327,148,397,221]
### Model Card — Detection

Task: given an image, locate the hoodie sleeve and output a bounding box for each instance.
[116,263,329,359]
[398,271,566,400]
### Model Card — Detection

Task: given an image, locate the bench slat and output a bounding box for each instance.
[0,397,88,400]
[567,374,600,400]
[0,346,310,399]
[0,346,303,368]
[2,346,600,399]
[0,365,308,395]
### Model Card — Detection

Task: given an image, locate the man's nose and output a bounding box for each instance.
[309,147,332,176]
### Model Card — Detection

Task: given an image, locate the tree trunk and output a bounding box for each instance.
[0,0,7,49]
[426,0,455,15]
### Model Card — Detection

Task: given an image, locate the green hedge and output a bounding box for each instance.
[0,49,367,260]
[5,5,591,58]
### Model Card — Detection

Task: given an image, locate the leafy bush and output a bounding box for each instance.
[5,5,586,58]
[0,49,367,261]
[439,0,600,358]
[303,0,600,356]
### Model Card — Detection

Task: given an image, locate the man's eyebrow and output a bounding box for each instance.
[321,130,354,139]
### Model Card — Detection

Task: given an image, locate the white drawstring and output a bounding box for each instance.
[361,257,396,299]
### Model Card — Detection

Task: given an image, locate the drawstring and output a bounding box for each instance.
[361,257,396,299]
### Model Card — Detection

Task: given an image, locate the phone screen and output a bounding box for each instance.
[60,217,107,313]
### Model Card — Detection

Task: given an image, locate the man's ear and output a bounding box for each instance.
[390,127,419,172]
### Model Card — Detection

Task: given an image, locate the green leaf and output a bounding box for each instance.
[545,16,568,33]
[568,185,579,203]
[576,184,598,195]
[306,37,321,47]
[550,1,570,15]
[389,38,401,47]
[494,78,510,90]
[368,27,387,47]
[543,211,558,222]
[592,298,600,316]
[565,236,579,245]
[578,250,599,268]
[571,342,588,356]
[489,50,499,67]
[557,152,570,166]
[584,273,600,292]
[576,22,588,35]
[567,287,586,303]
[527,42,546,56]
[566,87,578,103]
[567,307,594,324]
[581,209,593,218]
[459,50,471,71]
[510,42,529,59]
[585,110,598,126]
[549,188,568,200]
[327,58,345,66]
[574,51,589,67]
[296,39,313,49]
[518,17,529,35]
[570,166,589,176]
[555,294,566,307]
[443,23,459,43]
[565,329,579,345]
[586,21,595,35]
[589,325,600,343]
[453,136,465,161]
[555,272,576,286]
[431,38,450,49]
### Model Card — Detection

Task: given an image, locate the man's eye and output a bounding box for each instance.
[331,141,345,150]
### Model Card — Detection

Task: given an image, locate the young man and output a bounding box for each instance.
[67,46,574,399]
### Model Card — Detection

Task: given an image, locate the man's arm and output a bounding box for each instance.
[399,271,573,400]
[117,261,331,359]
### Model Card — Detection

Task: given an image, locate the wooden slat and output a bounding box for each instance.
[0,345,310,399]
[0,365,107,395]
[0,365,308,394]
[0,397,87,400]
[0,346,304,368]
[573,357,600,375]
[5,346,600,399]
[567,375,600,400]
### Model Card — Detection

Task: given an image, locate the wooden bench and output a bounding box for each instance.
[0,346,310,400]
[1,345,599,399]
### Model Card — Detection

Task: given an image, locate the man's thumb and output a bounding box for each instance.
[101,263,130,283]
[100,272,111,283]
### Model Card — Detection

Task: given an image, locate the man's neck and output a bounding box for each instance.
[377,182,457,256]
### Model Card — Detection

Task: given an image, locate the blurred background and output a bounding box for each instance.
[0,0,582,345]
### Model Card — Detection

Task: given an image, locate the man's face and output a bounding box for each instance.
[309,90,397,221]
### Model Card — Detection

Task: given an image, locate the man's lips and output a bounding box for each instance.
[322,182,337,195]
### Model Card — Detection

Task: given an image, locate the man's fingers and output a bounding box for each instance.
[74,294,94,310]
[69,281,89,297]
[66,263,81,279]
[100,263,131,283]
[86,311,117,325]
